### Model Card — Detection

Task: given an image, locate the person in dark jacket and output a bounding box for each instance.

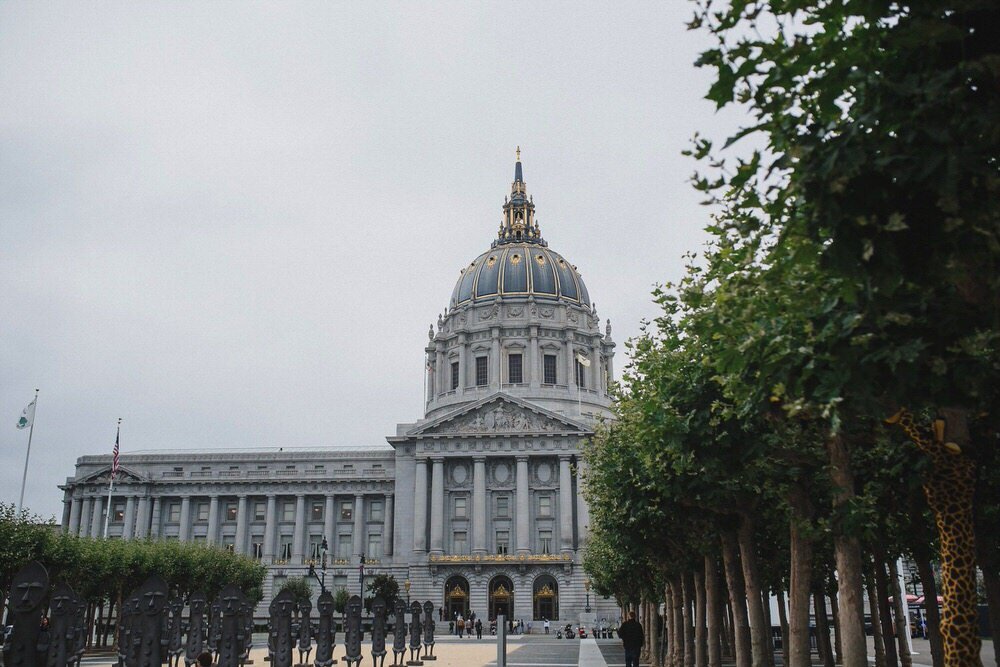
[618,611,644,667]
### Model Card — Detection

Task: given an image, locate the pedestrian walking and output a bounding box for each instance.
[475,618,483,639]
[544,618,550,635]
[618,611,644,667]
[457,616,465,638]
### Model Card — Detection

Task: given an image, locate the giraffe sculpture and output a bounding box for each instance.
[886,408,981,667]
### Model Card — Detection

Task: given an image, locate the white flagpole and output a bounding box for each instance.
[103,418,121,538]
[17,388,39,513]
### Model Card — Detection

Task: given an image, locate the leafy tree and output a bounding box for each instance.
[278,577,314,608]
[365,573,399,612]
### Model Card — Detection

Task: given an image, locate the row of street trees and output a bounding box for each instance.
[0,503,267,648]
[583,3,998,667]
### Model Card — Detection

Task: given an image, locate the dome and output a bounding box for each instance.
[450,244,590,307]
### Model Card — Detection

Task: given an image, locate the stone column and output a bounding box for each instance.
[384,494,394,557]
[591,342,601,393]
[528,326,540,389]
[559,456,574,553]
[79,498,92,538]
[324,495,336,556]
[457,333,467,396]
[429,458,445,554]
[490,329,501,390]
[61,497,71,532]
[435,347,445,396]
[123,496,137,540]
[135,496,150,539]
[566,339,577,390]
[263,495,277,561]
[91,496,104,538]
[353,494,365,557]
[178,496,192,542]
[234,495,248,554]
[472,456,487,554]
[68,497,82,536]
[515,456,530,554]
[293,494,306,562]
[413,460,428,553]
[576,460,591,548]
[149,497,161,538]
[606,349,614,389]
[207,496,220,545]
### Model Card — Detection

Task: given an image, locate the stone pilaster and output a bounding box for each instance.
[293,494,306,561]
[353,494,365,558]
[178,496,192,542]
[263,495,277,561]
[123,496,137,540]
[413,459,428,553]
[559,455,573,553]
[207,495,220,545]
[429,458,445,554]
[234,495,248,554]
[384,494,394,557]
[516,456,530,554]
[68,497,82,536]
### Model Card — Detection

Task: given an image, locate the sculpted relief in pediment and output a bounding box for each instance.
[429,403,569,434]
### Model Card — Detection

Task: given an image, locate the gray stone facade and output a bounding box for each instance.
[59,154,619,624]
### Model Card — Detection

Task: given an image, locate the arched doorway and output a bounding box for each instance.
[533,575,559,621]
[488,575,514,621]
[444,575,470,620]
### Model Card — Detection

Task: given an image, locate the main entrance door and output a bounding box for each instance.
[488,575,514,621]
[533,575,559,621]
[444,575,469,620]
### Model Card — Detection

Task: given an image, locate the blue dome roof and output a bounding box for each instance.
[450,244,590,307]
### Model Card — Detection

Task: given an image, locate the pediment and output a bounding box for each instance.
[77,466,147,485]
[410,394,588,437]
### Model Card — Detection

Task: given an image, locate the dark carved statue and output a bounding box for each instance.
[116,593,137,667]
[391,599,407,667]
[135,575,170,667]
[407,601,422,664]
[370,596,386,667]
[46,582,80,667]
[2,561,50,667]
[343,595,363,667]
[314,591,335,667]
[208,598,222,659]
[73,600,87,667]
[421,601,436,661]
[297,599,314,666]
[184,591,208,667]
[268,589,296,667]
[240,599,254,666]
[167,596,185,666]
[216,584,246,667]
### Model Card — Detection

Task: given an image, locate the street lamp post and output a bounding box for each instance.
[307,537,329,593]
[584,578,592,613]
[360,553,367,599]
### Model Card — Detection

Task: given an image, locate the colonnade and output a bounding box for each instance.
[412,454,589,555]
[64,490,394,564]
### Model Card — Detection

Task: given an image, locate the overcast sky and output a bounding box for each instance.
[1,2,743,519]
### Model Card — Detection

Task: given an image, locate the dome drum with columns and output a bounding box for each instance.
[58,150,619,625]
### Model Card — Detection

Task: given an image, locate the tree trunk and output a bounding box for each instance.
[666,583,677,667]
[830,583,843,665]
[787,489,815,667]
[738,515,770,667]
[696,560,708,667]
[914,551,944,667]
[722,529,752,667]
[684,572,696,667]
[873,551,900,667]
[674,580,686,667]
[726,593,737,658]
[814,588,835,667]
[867,572,887,667]
[887,559,913,667]
[762,588,776,667]
[652,606,663,667]
[706,555,723,667]
[827,433,868,667]
[777,589,790,667]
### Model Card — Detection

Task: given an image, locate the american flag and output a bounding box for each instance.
[112,425,120,478]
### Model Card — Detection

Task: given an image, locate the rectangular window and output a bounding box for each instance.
[225,503,238,522]
[253,502,266,521]
[222,535,235,552]
[539,529,553,554]
[496,496,510,518]
[538,495,552,517]
[496,530,509,555]
[340,501,353,521]
[282,502,295,522]
[168,503,181,523]
[309,536,325,560]
[112,503,125,523]
[279,539,293,562]
[369,500,384,522]
[196,502,209,522]
[451,362,460,390]
[453,531,468,555]
[543,354,558,385]
[367,534,382,559]
[251,538,264,560]
[337,534,352,559]
[475,356,489,386]
[508,353,523,384]
[311,502,324,521]
[454,497,468,519]
[193,535,207,544]
[576,359,587,388]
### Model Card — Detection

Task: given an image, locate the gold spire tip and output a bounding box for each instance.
[516,146,520,161]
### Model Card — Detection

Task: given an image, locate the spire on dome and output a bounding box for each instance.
[493,147,545,247]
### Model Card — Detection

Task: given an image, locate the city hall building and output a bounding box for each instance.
[59,153,619,623]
